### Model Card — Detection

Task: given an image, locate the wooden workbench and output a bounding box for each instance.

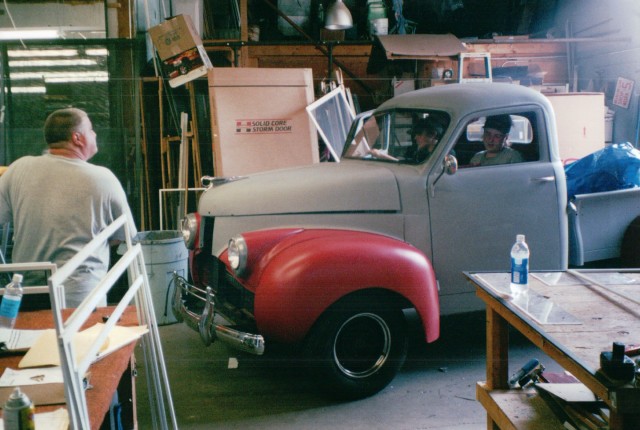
[466,270,640,430]
[0,305,139,429]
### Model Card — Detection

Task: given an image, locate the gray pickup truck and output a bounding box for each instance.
[173,82,639,399]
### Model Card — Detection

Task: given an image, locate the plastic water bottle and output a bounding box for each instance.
[0,274,24,329]
[510,235,529,296]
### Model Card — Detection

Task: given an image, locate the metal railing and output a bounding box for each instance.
[48,214,178,429]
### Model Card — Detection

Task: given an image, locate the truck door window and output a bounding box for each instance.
[455,112,539,167]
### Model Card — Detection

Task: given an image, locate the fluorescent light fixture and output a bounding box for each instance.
[6,86,46,94]
[45,76,108,83]
[10,59,98,67]
[86,48,108,56]
[8,49,78,57]
[11,71,109,82]
[0,29,61,40]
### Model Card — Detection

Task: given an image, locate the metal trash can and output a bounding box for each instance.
[134,230,188,325]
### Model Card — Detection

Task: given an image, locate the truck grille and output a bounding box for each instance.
[196,254,256,325]
[189,217,257,326]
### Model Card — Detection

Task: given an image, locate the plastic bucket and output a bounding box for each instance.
[367,1,387,35]
[134,230,188,325]
[371,18,388,35]
[367,0,387,20]
[605,108,615,143]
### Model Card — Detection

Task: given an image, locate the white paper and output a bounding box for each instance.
[0,328,8,344]
[0,328,48,351]
[0,367,64,387]
[19,323,148,368]
[34,408,69,430]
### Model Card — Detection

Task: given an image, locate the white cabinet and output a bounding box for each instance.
[546,92,605,162]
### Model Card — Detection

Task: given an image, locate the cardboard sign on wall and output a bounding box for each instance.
[208,68,319,176]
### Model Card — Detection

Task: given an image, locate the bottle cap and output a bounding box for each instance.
[516,234,525,242]
[9,387,23,400]
[11,274,23,284]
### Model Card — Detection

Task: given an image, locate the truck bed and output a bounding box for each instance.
[568,187,640,266]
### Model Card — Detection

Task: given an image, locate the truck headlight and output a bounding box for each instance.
[228,235,248,275]
[181,213,199,250]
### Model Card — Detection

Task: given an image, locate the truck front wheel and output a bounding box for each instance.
[305,299,408,400]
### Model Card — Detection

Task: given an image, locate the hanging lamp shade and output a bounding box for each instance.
[324,0,353,30]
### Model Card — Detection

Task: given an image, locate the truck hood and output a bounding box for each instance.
[198,162,401,216]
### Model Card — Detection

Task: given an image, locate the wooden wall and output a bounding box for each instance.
[468,41,569,85]
[225,40,569,111]
[244,43,386,111]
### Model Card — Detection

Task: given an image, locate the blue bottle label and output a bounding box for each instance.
[0,295,21,319]
[511,257,529,285]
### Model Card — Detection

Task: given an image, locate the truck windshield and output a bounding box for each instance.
[342,109,451,164]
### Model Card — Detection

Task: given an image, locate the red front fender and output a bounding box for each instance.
[225,229,439,345]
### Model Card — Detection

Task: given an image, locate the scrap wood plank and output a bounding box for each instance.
[477,382,566,430]
[138,80,152,230]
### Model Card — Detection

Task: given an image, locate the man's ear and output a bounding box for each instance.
[71,132,83,146]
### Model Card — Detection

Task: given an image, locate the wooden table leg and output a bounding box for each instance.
[485,306,510,430]
[486,306,510,389]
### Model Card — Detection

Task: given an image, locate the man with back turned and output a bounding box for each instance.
[0,107,137,308]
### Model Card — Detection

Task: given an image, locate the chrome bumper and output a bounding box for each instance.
[172,273,265,355]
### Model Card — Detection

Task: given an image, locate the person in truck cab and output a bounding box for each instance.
[469,114,524,166]
[404,117,445,163]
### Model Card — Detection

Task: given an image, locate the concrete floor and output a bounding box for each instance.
[135,310,563,429]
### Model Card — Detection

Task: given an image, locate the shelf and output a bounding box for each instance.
[476,382,568,430]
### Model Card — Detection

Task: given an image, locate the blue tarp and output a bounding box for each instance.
[565,142,640,198]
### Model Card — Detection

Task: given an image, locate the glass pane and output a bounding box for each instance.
[343,109,452,164]
[306,87,354,160]
[4,44,110,161]
[466,115,533,144]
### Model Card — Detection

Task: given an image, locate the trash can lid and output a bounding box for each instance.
[133,230,183,245]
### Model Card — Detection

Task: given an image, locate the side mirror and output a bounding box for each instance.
[430,154,458,198]
[443,154,458,175]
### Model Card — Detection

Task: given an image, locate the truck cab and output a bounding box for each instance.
[173,83,568,399]
[344,83,568,314]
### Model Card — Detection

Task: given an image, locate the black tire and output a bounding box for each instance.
[304,298,408,400]
[621,215,640,267]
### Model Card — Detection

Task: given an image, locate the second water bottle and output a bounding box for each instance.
[510,235,529,297]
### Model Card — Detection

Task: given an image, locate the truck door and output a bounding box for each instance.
[427,110,566,315]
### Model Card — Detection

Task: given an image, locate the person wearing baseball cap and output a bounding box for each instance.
[404,117,445,163]
[470,114,523,166]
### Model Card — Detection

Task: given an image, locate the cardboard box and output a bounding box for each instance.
[392,76,415,96]
[208,68,319,176]
[149,15,212,88]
